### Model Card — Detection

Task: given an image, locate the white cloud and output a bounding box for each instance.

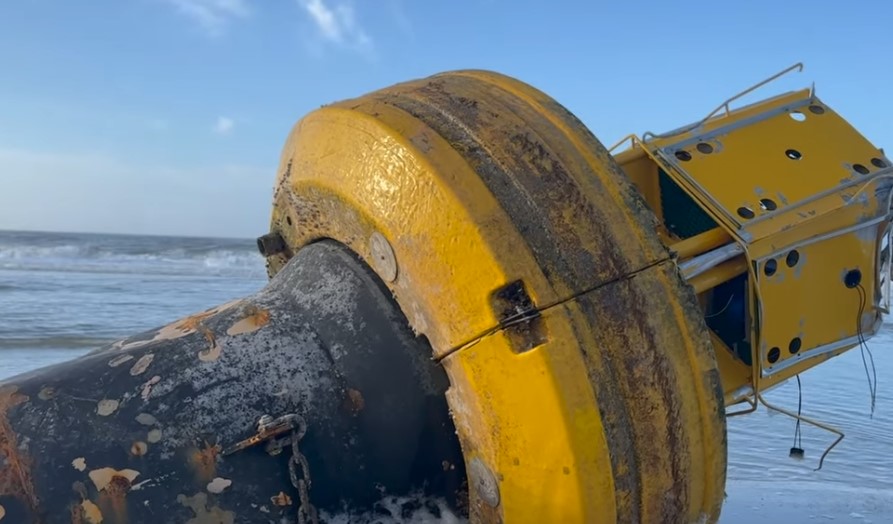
[214,116,235,135]
[163,0,250,35]
[298,0,373,55]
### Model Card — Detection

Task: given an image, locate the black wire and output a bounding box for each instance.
[793,374,803,449]
[855,284,878,418]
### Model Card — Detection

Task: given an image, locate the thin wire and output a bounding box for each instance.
[855,284,878,417]
[792,375,803,450]
[705,294,735,319]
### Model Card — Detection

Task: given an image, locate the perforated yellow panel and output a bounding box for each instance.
[649,91,891,243]
[756,224,885,376]
[638,88,892,390]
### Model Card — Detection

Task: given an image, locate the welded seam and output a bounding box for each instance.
[436,256,672,362]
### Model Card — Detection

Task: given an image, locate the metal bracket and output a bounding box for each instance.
[222,413,305,456]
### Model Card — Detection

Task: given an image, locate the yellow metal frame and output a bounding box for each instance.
[613,65,891,420]
[266,70,727,523]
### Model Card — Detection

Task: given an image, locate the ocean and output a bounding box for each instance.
[0,229,890,523]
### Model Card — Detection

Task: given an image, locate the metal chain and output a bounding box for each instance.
[288,416,318,524]
[221,413,318,524]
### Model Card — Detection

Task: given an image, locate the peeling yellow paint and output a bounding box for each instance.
[0,503,5,520]
[141,376,161,400]
[88,468,140,492]
[96,399,119,417]
[72,457,87,471]
[81,500,103,524]
[226,306,270,336]
[206,477,232,494]
[129,354,155,376]
[147,429,162,443]
[111,301,242,353]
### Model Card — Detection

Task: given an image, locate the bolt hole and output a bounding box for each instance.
[737,206,755,219]
[785,149,802,160]
[286,216,292,226]
[759,198,778,211]
[764,259,778,276]
[871,157,887,169]
[844,269,862,288]
[786,250,800,267]
[789,337,802,354]
[768,347,781,363]
[696,143,714,154]
[853,163,870,175]
[675,150,692,162]
[808,105,825,115]
[789,111,806,122]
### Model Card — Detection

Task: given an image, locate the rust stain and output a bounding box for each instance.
[225,306,271,336]
[113,300,242,353]
[97,474,132,524]
[88,468,140,492]
[70,503,84,524]
[197,329,222,362]
[174,311,217,334]
[0,385,37,518]
[129,354,154,376]
[343,388,365,415]
[130,442,148,457]
[174,299,241,334]
[270,491,292,507]
[188,442,221,484]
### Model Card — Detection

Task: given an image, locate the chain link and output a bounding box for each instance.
[222,413,317,524]
[288,416,318,524]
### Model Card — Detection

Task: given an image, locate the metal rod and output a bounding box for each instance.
[680,242,745,280]
[642,62,805,141]
[670,228,733,260]
[726,394,758,417]
[689,257,748,294]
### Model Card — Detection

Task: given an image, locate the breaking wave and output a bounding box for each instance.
[0,231,266,278]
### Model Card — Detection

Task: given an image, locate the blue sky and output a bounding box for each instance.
[1,0,891,238]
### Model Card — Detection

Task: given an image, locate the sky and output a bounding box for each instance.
[0,0,891,238]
